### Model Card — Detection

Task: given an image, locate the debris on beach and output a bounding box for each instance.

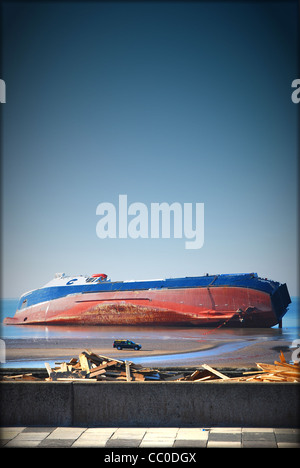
[43,349,300,383]
[44,350,163,382]
[0,372,42,381]
[231,351,300,383]
[1,350,299,382]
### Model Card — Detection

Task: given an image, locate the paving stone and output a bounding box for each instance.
[22,427,55,433]
[242,440,277,448]
[75,433,112,442]
[38,438,75,448]
[106,438,142,447]
[0,433,19,441]
[0,440,10,447]
[207,441,241,448]
[5,439,42,448]
[146,428,179,437]
[0,427,26,433]
[173,439,207,447]
[277,442,300,448]
[72,439,108,447]
[176,428,209,440]
[242,432,276,441]
[111,428,147,439]
[242,428,274,432]
[210,427,241,433]
[208,432,241,442]
[142,433,176,442]
[46,427,86,439]
[275,433,300,444]
[12,432,51,441]
[0,427,26,439]
[84,428,117,436]
[274,428,300,434]
[2,426,298,448]
[140,439,176,447]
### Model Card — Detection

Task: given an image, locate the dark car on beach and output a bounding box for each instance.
[113,339,141,351]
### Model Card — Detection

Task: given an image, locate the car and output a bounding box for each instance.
[113,339,141,351]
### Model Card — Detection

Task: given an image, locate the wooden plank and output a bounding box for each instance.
[68,357,78,365]
[83,350,104,365]
[89,368,106,378]
[96,375,120,381]
[57,377,97,382]
[72,362,82,369]
[4,373,31,379]
[86,351,124,365]
[3,373,40,381]
[276,371,300,379]
[194,375,213,381]
[164,373,185,381]
[274,361,300,370]
[131,373,145,381]
[58,362,68,372]
[79,353,91,374]
[190,370,203,380]
[182,369,202,381]
[136,367,159,373]
[257,362,299,375]
[279,350,286,363]
[44,362,52,377]
[90,361,118,373]
[125,361,131,382]
[105,370,126,377]
[256,363,280,372]
[201,364,230,380]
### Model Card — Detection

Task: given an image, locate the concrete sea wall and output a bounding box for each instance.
[0,381,299,428]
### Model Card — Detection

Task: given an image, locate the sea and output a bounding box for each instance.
[0,297,299,368]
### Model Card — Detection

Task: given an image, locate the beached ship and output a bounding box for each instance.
[3,273,291,328]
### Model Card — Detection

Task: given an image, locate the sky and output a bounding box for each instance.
[1,1,299,298]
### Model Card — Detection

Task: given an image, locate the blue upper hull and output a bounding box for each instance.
[16,273,289,315]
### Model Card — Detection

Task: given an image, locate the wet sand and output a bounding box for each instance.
[5,337,219,361]
[4,336,294,368]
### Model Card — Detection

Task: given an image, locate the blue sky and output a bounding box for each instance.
[1,1,299,298]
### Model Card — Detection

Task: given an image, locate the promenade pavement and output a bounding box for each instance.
[1,427,299,448]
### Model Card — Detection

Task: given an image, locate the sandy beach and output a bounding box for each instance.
[5,337,220,362]
[4,335,294,368]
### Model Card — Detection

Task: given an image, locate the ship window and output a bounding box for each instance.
[20,299,28,309]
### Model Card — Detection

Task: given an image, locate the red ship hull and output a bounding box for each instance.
[4,286,279,328]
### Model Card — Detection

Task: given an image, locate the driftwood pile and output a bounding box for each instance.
[44,350,162,382]
[229,351,300,383]
[44,353,233,382]
[1,350,299,383]
[1,372,42,381]
[42,349,300,383]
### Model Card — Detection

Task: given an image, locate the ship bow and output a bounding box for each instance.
[271,283,291,323]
